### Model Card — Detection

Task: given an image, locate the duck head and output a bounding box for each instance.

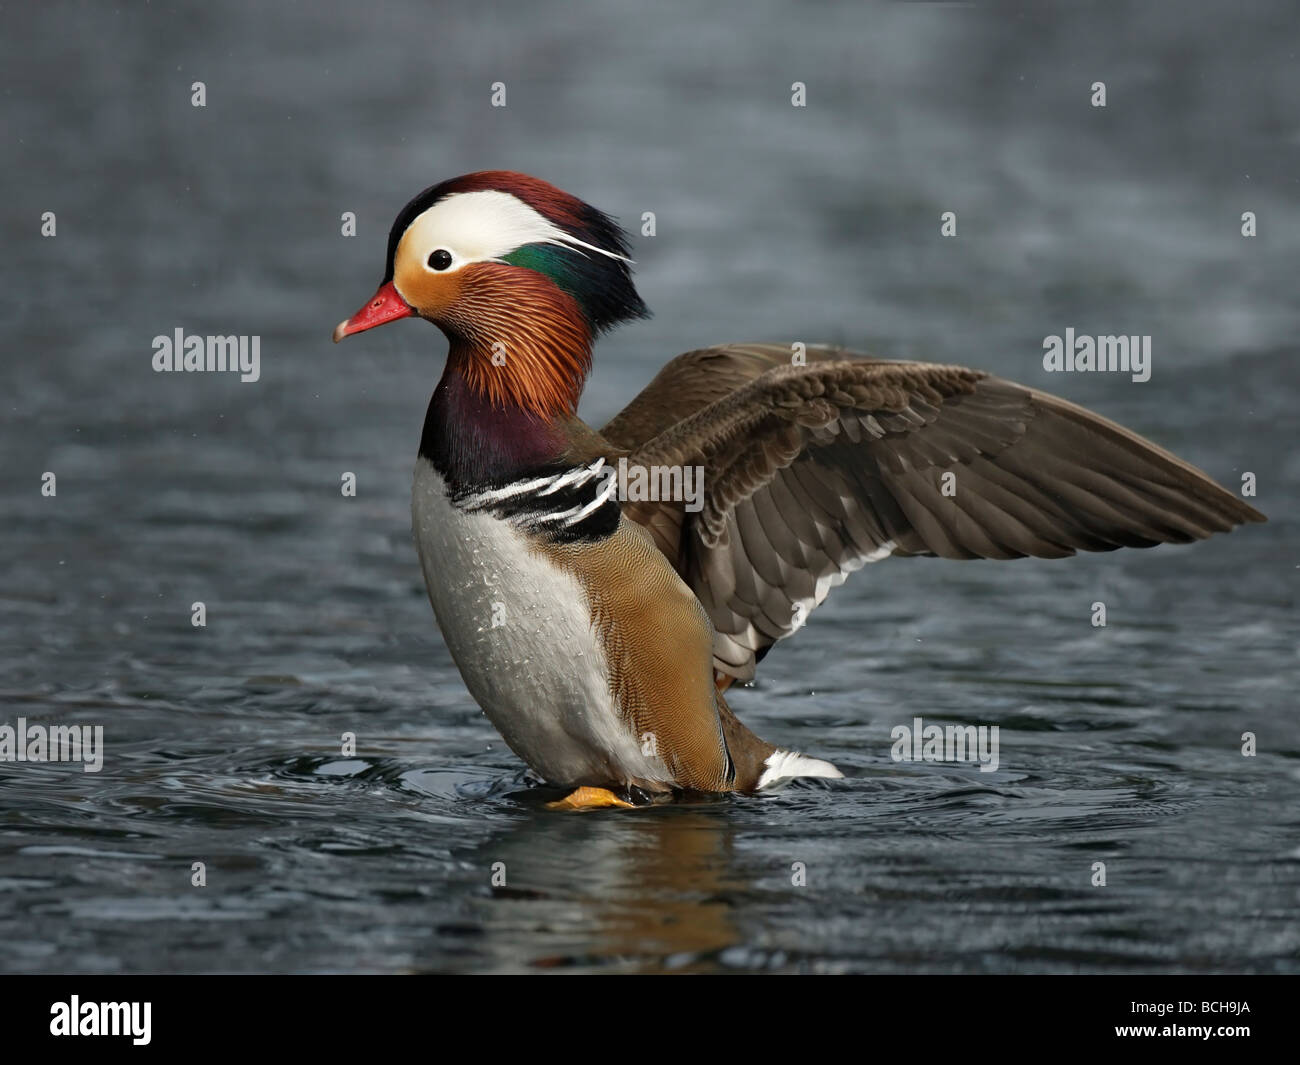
[333,171,648,420]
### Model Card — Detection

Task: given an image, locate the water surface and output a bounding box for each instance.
[1,0,1297,973]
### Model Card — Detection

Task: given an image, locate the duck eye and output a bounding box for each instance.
[427,249,453,271]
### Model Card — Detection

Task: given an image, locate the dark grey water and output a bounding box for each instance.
[2,0,1297,973]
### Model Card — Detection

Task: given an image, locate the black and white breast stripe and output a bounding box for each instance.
[451,458,621,543]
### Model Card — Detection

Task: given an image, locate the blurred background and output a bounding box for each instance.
[1,0,1296,973]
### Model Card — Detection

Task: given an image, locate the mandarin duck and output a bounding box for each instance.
[333,171,1264,809]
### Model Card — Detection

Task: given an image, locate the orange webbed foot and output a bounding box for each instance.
[546,786,637,811]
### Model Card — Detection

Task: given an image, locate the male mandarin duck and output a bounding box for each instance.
[333,170,1264,809]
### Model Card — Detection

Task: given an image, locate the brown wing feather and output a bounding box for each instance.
[602,344,1265,681]
[601,343,851,450]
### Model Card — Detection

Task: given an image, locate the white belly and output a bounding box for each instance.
[410,459,670,788]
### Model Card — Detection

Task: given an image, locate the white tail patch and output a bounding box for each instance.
[757,749,844,790]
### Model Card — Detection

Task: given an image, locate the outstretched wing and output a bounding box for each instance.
[602,343,1264,681]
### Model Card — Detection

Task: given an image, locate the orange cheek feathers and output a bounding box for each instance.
[392,257,464,321]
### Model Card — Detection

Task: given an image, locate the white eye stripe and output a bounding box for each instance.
[399,190,630,272]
